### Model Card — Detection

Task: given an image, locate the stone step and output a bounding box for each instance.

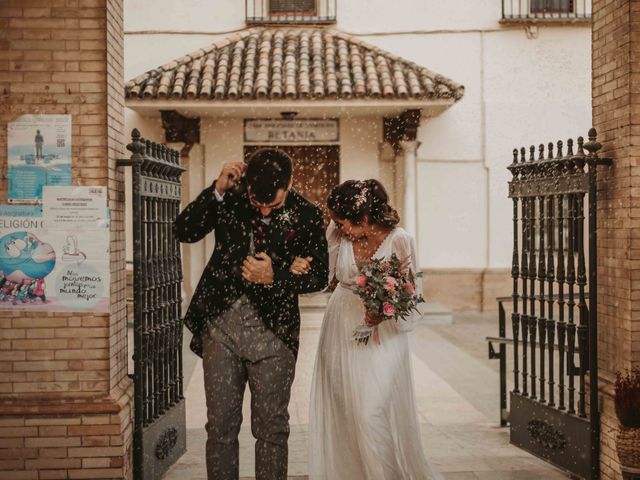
[298,292,330,309]
[418,301,454,325]
[240,478,307,480]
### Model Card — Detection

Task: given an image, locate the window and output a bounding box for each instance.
[530,0,574,14]
[501,0,590,21]
[269,0,316,15]
[246,0,335,24]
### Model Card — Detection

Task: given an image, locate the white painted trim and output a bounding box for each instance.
[125,98,456,118]
[416,158,484,164]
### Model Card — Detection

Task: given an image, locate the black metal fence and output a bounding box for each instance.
[488,128,611,480]
[246,0,336,24]
[502,0,592,20]
[118,129,186,480]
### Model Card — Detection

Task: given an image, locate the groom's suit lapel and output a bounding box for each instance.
[224,181,255,254]
[263,190,300,267]
[271,191,300,245]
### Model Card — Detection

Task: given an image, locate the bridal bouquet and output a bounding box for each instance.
[353,253,423,345]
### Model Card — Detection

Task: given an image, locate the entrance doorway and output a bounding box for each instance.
[244,145,340,225]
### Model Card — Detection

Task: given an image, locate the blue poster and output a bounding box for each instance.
[7,114,72,203]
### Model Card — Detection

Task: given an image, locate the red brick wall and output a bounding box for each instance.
[592,0,640,478]
[0,0,133,478]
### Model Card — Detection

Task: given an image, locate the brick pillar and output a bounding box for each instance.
[592,1,640,479]
[0,1,133,479]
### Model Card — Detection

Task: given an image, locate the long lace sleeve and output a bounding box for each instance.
[326,221,341,290]
[391,230,423,331]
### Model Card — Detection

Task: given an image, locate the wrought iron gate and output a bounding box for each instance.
[119,129,186,480]
[498,128,610,479]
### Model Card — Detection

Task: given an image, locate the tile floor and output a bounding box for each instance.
[156,308,570,480]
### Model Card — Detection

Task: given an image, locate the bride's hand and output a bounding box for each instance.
[365,310,384,326]
[290,256,313,275]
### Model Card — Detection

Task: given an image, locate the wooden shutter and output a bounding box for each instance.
[269,0,316,14]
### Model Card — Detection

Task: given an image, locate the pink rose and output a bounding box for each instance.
[356,274,368,288]
[383,302,396,317]
[383,276,398,291]
[404,282,416,295]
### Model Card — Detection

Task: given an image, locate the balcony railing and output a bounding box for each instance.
[246,0,336,24]
[502,0,591,21]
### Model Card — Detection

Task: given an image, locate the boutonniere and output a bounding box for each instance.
[277,209,298,241]
[279,209,294,226]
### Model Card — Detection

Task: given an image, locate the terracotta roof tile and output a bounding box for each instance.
[125,27,464,102]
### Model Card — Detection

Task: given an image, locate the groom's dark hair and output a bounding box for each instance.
[245,149,293,203]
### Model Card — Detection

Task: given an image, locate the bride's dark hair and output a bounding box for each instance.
[327,179,400,229]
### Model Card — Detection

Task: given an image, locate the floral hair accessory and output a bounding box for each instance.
[353,181,369,208]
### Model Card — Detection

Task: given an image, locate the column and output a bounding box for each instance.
[378,141,396,207]
[0,1,133,478]
[592,1,640,478]
[398,140,421,238]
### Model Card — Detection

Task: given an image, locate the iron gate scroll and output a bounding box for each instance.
[118,129,187,480]
[504,128,610,480]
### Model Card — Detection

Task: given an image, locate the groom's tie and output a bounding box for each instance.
[250,214,271,253]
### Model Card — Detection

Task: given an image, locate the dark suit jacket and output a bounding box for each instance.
[174,180,329,358]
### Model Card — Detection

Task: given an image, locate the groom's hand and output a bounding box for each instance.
[242,252,274,285]
[215,162,247,195]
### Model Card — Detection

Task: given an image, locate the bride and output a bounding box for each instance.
[292,179,442,479]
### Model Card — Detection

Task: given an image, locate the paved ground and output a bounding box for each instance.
[159,307,569,480]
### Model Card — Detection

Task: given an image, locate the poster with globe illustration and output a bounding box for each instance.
[0,200,110,313]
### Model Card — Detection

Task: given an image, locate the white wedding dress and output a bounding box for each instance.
[308,223,442,480]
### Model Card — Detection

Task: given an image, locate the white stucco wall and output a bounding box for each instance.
[339,0,500,33]
[339,117,381,183]
[125,33,228,81]
[482,27,592,269]
[366,27,591,269]
[123,0,592,273]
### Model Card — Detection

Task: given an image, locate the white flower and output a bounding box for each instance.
[279,209,293,225]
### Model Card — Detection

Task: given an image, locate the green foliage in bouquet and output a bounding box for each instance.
[615,369,640,428]
[355,253,423,322]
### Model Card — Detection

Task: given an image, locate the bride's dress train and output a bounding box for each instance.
[308,223,442,480]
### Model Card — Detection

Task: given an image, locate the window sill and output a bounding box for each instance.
[500,16,591,25]
[246,17,337,25]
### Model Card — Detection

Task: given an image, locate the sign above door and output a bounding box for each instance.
[244,119,339,143]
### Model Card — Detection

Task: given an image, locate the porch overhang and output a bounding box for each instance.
[125,27,464,119]
[126,98,456,119]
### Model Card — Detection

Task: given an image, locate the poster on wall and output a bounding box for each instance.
[43,186,108,230]
[7,114,72,203]
[0,187,110,313]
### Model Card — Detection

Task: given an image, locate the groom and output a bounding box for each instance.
[174,148,328,480]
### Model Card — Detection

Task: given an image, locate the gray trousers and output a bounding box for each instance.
[202,295,296,480]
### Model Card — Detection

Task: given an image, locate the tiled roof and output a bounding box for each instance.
[125,27,464,102]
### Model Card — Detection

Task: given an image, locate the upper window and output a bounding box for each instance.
[269,0,316,14]
[530,0,573,14]
[246,0,336,24]
[502,0,591,21]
